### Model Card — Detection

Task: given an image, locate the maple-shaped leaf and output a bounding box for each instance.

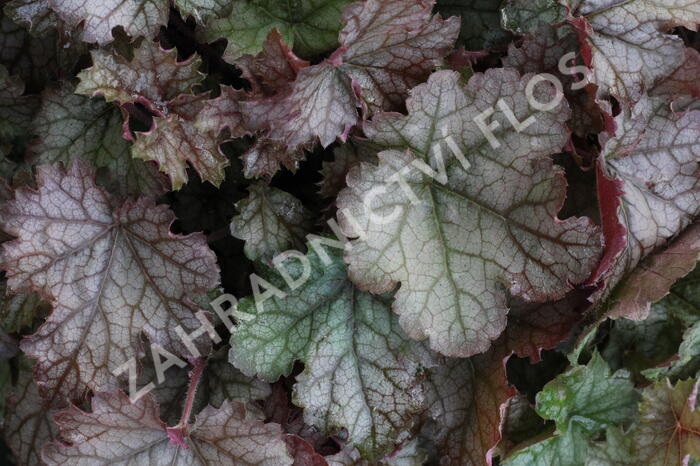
[205,0,353,61]
[564,0,700,102]
[436,0,511,50]
[535,352,639,435]
[174,0,231,22]
[230,182,314,261]
[0,160,220,403]
[504,353,639,465]
[501,0,567,34]
[632,378,700,466]
[337,69,602,357]
[231,243,435,460]
[42,391,294,464]
[4,357,59,466]
[76,41,203,115]
[32,84,168,198]
[131,93,229,189]
[3,0,59,35]
[47,0,169,45]
[423,342,515,465]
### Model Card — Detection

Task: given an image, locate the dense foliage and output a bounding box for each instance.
[0,0,700,464]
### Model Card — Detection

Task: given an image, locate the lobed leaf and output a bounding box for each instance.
[337,69,602,357]
[0,160,220,403]
[231,244,435,460]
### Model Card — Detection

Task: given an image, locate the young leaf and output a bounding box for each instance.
[47,0,169,45]
[632,378,700,466]
[131,93,229,189]
[564,0,700,102]
[76,41,203,115]
[337,69,602,357]
[535,353,639,434]
[0,161,220,403]
[230,244,435,460]
[42,391,294,464]
[230,182,314,261]
[32,84,168,198]
[504,354,639,465]
[206,0,353,60]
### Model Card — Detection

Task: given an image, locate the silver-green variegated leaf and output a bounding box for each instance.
[535,352,639,435]
[0,161,220,404]
[47,0,169,45]
[565,0,700,102]
[231,182,314,261]
[205,0,353,61]
[504,354,639,466]
[231,244,436,460]
[42,391,294,465]
[32,84,168,198]
[337,69,602,357]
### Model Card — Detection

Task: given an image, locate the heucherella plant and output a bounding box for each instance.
[0,0,699,464]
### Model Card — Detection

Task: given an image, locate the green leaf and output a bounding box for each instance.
[536,353,639,434]
[230,243,435,460]
[504,425,587,466]
[205,0,353,60]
